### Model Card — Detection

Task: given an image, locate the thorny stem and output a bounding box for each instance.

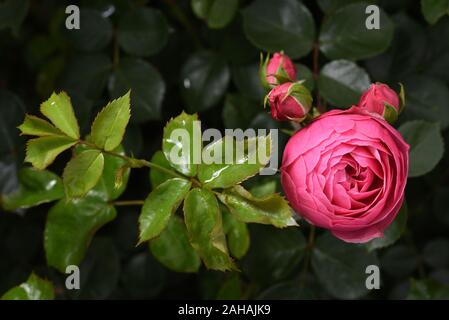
[300,225,316,285]
[112,200,145,206]
[143,160,185,179]
[312,43,325,114]
[308,225,316,248]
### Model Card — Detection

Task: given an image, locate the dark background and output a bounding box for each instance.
[1,0,449,300]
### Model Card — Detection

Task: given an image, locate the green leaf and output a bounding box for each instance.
[423,19,449,83]
[0,90,27,157]
[149,151,173,188]
[192,0,239,29]
[242,0,315,59]
[407,279,449,299]
[249,178,278,198]
[216,274,241,299]
[191,0,209,18]
[150,216,201,273]
[399,121,444,177]
[60,54,111,101]
[198,135,272,189]
[90,91,131,151]
[181,51,230,112]
[75,144,130,201]
[218,185,296,228]
[118,7,169,57]
[296,64,315,91]
[317,0,366,13]
[0,0,29,35]
[319,3,394,60]
[139,178,192,243]
[219,27,258,65]
[37,57,64,99]
[197,270,226,299]
[18,115,62,137]
[109,58,165,123]
[96,146,131,201]
[70,237,120,299]
[40,92,80,139]
[207,0,238,29]
[44,196,117,272]
[311,232,379,299]
[26,23,56,63]
[0,155,19,196]
[317,60,370,108]
[366,202,408,251]
[242,225,306,285]
[183,188,236,271]
[365,14,427,83]
[66,9,113,52]
[421,0,449,24]
[231,63,265,101]
[222,94,260,130]
[1,167,64,211]
[381,245,418,278]
[25,136,78,170]
[402,75,449,130]
[163,112,201,177]
[63,149,105,198]
[1,273,54,300]
[222,208,250,259]
[250,113,280,130]
[218,185,297,228]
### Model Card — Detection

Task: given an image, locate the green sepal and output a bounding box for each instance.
[398,82,406,114]
[259,52,271,90]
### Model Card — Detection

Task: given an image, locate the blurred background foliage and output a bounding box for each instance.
[1,0,449,299]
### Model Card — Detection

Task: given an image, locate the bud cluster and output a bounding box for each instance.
[259,52,406,125]
[260,52,312,123]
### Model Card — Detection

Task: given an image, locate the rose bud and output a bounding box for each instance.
[260,52,297,89]
[267,82,312,122]
[281,108,409,243]
[357,83,405,124]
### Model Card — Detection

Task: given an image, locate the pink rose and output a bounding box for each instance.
[281,108,409,243]
[357,83,400,123]
[261,52,297,88]
[268,82,312,122]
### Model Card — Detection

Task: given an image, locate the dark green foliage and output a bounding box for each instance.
[1,0,449,300]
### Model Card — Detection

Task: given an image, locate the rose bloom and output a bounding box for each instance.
[281,108,409,243]
[268,82,312,121]
[358,83,400,118]
[266,52,297,86]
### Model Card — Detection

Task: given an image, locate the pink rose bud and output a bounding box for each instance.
[267,82,312,122]
[281,108,409,243]
[357,83,402,123]
[260,52,297,89]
